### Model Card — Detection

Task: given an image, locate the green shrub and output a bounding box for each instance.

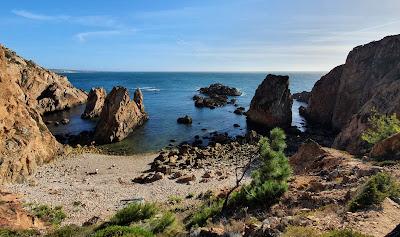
[186,198,223,228]
[45,225,92,237]
[30,204,66,225]
[93,225,153,237]
[234,128,291,206]
[361,111,400,145]
[167,195,183,204]
[110,203,157,226]
[322,229,373,237]
[0,229,39,237]
[149,212,176,234]
[348,172,400,211]
[283,226,320,237]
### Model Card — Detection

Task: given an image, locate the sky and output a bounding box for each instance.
[0,0,399,71]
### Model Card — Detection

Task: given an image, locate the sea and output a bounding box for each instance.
[44,72,324,154]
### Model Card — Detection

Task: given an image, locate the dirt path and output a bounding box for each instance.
[4,152,242,225]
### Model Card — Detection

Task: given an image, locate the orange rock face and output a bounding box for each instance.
[370,132,400,159]
[0,45,87,183]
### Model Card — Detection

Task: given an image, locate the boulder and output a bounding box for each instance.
[94,87,148,144]
[246,74,293,128]
[386,224,400,237]
[0,45,86,183]
[81,88,106,119]
[177,115,192,124]
[370,132,400,159]
[292,91,310,103]
[134,88,145,113]
[199,83,241,96]
[304,35,400,153]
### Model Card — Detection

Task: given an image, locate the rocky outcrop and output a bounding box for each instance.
[81,88,106,119]
[94,87,148,144]
[199,83,241,96]
[370,132,400,160]
[0,191,44,230]
[292,91,310,103]
[304,35,400,153]
[177,115,193,124]
[0,45,86,183]
[246,74,293,128]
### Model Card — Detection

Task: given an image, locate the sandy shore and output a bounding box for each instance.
[4,152,244,225]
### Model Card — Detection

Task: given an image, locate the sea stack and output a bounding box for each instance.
[81,87,107,119]
[94,87,148,144]
[246,74,293,128]
[304,34,400,154]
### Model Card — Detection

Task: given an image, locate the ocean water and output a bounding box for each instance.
[45,72,324,154]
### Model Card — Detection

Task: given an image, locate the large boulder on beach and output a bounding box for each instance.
[81,87,106,119]
[246,74,292,128]
[94,87,148,144]
[304,35,400,154]
[0,45,85,183]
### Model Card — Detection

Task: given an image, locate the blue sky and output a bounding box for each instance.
[1,0,399,71]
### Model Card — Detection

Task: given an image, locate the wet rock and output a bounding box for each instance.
[234,107,245,115]
[199,83,241,96]
[61,118,70,125]
[292,91,310,103]
[81,87,106,119]
[177,115,193,124]
[247,74,293,128]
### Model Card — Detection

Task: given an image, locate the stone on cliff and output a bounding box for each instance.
[94,87,148,144]
[0,45,85,183]
[304,35,400,153]
[246,74,293,128]
[370,132,400,160]
[81,87,106,119]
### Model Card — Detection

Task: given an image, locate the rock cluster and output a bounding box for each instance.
[304,35,400,154]
[0,45,86,183]
[94,87,148,144]
[81,88,106,119]
[193,83,241,109]
[246,74,293,128]
[177,115,193,124]
[292,91,310,103]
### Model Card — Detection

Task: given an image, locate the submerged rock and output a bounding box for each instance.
[94,87,148,144]
[81,87,106,119]
[246,74,293,128]
[177,115,193,124]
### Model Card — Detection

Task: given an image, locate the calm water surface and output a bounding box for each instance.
[45,72,324,154]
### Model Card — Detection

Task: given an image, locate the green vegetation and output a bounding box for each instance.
[361,111,400,145]
[167,195,183,204]
[93,226,153,237]
[45,225,93,237]
[149,212,176,234]
[186,198,223,228]
[233,128,291,206]
[0,229,39,237]
[348,172,400,211]
[283,227,372,237]
[28,204,66,225]
[110,203,157,226]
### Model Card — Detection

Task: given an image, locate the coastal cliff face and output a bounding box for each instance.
[0,45,87,183]
[305,35,400,153]
[246,74,292,128]
[94,87,148,144]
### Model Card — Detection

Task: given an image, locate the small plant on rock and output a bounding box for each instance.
[29,204,66,225]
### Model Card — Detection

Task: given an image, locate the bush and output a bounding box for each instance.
[235,128,291,206]
[283,226,320,237]
[93,225,153,237]
[348,172,400,211]
[0,229,39,237]
[361,111,400,145]
[110,203,157,226]
[322,229,373,237]
[149,212,176,234]
[186,198,223,228]
[29,204,66,225]
[45,225,92,237]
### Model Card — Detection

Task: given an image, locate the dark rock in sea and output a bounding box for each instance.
[299,106,307,117]
[94,87,148,144]
[61,118,70,125]
[199,83,241,96]
[246,74,293,128]
[177,115,193,124]
[234,107,245,115]
[194,135,200,139]
[81,87,106,119]
[304,34,400,154]
[292,91,310,103]
[233,123,240,128]
[201,128,207,131]
[170,139,176,142]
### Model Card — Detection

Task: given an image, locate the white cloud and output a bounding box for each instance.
[12,9,68,20]
[76,29,136,42]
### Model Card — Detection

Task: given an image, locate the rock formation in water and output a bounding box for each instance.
[246,74,293,128]
[292,91,310,103]
[304,35,400,154]
[199,83,242,96]
[0,45,87,183]
[94,87,148,144]
[81,87,106,119]
[193,83,241,109]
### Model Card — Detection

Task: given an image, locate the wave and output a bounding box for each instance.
[137,87,161,92]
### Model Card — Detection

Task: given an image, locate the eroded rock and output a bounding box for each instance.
[81,87,106,119]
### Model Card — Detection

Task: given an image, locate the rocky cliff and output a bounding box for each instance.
[246,74,293,128]
[305,35,400,153]
[0,45,87,183]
